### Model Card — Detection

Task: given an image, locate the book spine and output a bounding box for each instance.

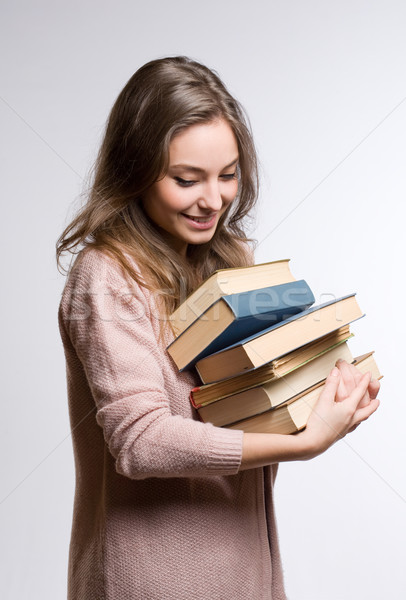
[190,387,201,409]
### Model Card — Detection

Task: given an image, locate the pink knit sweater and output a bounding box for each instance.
[58,248,287,600]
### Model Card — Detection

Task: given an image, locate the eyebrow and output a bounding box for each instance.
[170,157,239,173]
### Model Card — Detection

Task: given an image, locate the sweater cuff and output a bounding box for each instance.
[206,426,244,475]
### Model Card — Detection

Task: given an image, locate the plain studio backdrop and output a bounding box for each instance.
[1,1,405,598]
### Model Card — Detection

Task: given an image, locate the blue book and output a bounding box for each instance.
[167,280,315,371]
[195,294,364,384]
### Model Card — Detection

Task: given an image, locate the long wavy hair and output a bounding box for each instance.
[56,56,259,327]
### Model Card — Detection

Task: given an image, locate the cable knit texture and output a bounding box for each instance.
[58,247,287,600]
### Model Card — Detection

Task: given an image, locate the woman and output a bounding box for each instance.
[56,56,379,600]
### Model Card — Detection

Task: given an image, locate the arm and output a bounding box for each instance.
[59,250,244,481]
[240,367,380,470]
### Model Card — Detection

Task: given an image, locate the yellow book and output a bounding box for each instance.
[227,353,381,435]
[197,341,354,427]
[191,327,352,406]
[169,259,294,337]
[196,294,363,384]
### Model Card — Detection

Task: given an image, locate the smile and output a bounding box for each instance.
[181,213,218,229]
[182,214,216,223]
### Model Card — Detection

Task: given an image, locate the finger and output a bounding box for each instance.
[319,366,341,404]
[347,371,372,410]
[336,359,356,392]
[352,370,370,408]
[354,368,380,404]
[368,378,380,400]
[353,397,380,425]
[353,370,363,383]
[335,372,349,402]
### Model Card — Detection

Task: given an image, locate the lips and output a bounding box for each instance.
[181,214,216,223]
[181,213,218,230]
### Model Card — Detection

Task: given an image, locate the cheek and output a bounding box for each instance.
[157,184,193,213]
[224,180,239,204]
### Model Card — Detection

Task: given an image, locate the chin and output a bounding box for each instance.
[188,232,216,245]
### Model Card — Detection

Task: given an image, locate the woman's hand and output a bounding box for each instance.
[335,358,380,407]
[297,366,380,459]
[240,361,380,470]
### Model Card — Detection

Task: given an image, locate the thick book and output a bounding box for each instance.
[195,294,363,384]
[167,280,315,371]
[191,327,352,406]
[169,259,294,337]
[196,342,354,426]
[227,352,381,434]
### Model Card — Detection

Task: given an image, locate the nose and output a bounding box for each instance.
[197,181,223,212]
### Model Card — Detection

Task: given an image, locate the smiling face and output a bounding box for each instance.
[142,119,239,257]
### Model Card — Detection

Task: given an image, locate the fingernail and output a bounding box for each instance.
[336,359,343,364]
[331,367,340,377]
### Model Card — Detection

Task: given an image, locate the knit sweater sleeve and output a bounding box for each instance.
[59,249,244,480]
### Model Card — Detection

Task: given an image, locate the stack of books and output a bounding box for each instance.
[166,260,381,435]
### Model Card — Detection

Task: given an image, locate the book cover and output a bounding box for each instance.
[169,258,294,336]
[196,341,354,426]
[226,352,381,435]
[191,327,353,407]
[167,280,315,371]
[195,294,364,383]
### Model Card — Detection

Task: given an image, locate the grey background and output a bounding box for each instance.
[1,1,405,598]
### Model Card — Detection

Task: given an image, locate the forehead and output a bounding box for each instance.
[169,120,238,169]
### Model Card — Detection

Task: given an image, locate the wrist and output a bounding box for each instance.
[294,429,328,461]
[240,430,320,470]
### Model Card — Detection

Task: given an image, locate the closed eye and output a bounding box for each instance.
[174,177,196,187]
[174,173,237,187]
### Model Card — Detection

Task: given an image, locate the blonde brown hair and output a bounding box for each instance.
[56,56,259,324]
